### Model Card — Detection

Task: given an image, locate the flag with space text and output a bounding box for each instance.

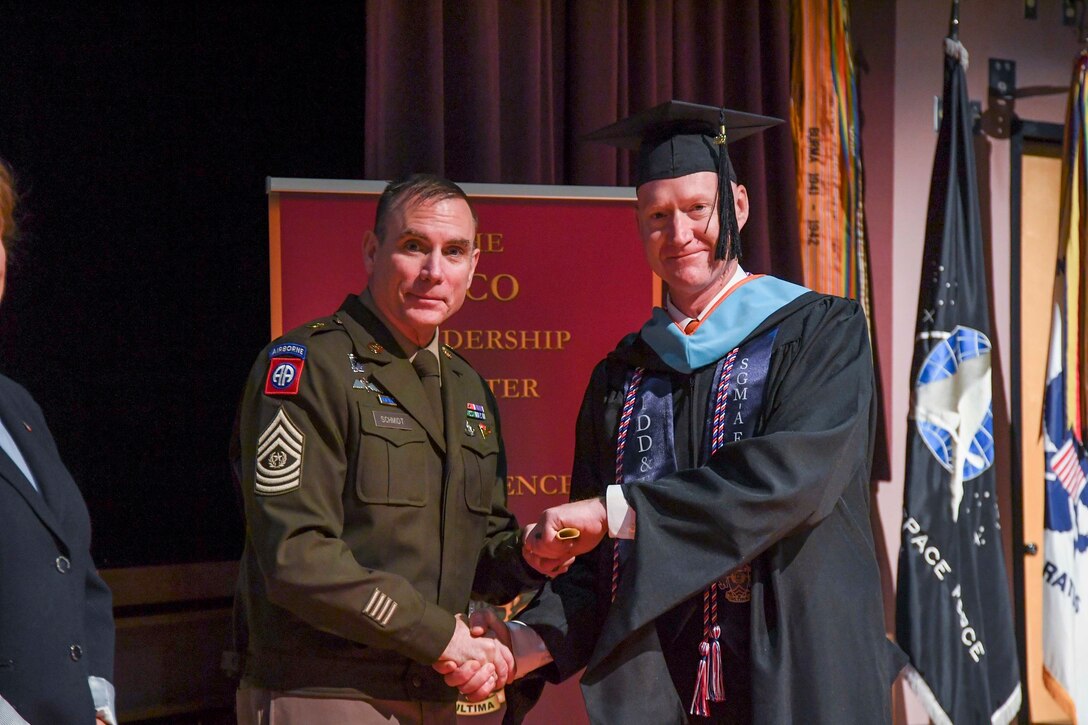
[1042,50,1088,723]
[895,36,1021,725]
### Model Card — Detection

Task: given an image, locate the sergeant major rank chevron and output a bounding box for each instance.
[255,408,305,495]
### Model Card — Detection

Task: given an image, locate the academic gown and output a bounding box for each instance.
[515,288,906,724]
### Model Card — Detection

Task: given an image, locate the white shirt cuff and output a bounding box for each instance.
[507,621,553,678]
[88,676,117,725]
[606,485,636,539]
[0,694,30,725]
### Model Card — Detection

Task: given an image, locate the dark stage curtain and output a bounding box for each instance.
[364,0,801,280]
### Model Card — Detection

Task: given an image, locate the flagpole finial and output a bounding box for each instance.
[948,0,960,40]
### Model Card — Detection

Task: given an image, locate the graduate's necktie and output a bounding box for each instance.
[412,350,443,436]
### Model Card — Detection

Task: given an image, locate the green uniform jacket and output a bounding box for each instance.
[235,294,541,701]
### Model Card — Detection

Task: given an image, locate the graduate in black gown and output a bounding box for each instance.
[443,101,907,724]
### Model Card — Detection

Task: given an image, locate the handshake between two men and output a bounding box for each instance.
[431,496,610,701]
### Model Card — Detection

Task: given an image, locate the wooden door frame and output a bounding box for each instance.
[1009,117,1064,724]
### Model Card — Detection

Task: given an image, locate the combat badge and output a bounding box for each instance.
[348,353,366,373]
[265,343,307,396]
[255,408,304,495]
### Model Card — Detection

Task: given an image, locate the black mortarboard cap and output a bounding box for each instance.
[584,100,781,261]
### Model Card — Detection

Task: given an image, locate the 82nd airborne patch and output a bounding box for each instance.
[264,342,307,396]
[255,408,305,495]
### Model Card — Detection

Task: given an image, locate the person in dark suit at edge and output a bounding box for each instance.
[0,159,117,724]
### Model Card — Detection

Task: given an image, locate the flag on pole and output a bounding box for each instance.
[895,34,1022,725]
[1042,50,1088,723]
[789,0,870,311]
[790,0,889,480]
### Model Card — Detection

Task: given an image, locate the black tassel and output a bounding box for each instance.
[715,155,730,260]
[714,108,741,262]
[719,174,741,262]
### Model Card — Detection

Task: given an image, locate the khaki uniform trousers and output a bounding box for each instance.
[237,688,458,725]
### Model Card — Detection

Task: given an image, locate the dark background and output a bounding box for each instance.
[0,1,805,569]
[0,4,367,566]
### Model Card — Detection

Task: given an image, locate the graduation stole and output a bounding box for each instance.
[612,327,778,716]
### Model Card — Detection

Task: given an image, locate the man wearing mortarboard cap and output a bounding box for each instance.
[439,101,906,723]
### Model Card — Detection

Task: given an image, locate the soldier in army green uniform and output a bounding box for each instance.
[234,174,552,724]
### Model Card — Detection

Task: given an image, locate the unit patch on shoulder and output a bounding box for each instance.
[255,408,305,495]
[265,358,305,395]
[270,342,307,360]
[265,343,307,396]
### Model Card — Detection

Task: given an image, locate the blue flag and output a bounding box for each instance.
[895,36,1022,724]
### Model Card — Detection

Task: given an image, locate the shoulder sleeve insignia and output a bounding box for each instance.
[269,342,307,360]
[265,356,305,396]
[255,408,305,495]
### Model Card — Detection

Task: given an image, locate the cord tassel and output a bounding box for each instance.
[715,151,730,261]
[722,176,741,261]
[708,624,726,702]
[689,640,712,717]
[713,107,742,261]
